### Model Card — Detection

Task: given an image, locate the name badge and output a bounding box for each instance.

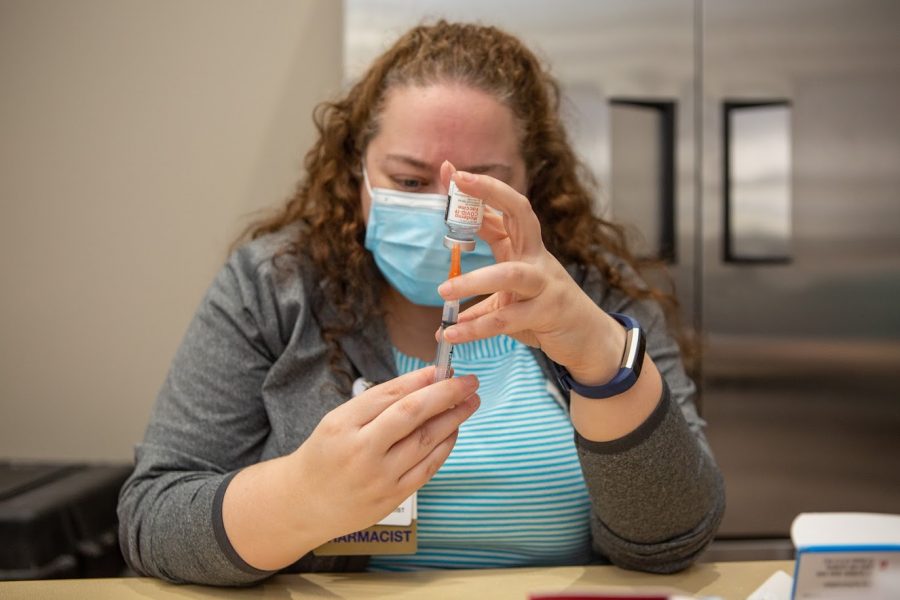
[313,493,417,556]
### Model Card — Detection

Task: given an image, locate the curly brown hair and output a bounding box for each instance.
[236,20,688,386]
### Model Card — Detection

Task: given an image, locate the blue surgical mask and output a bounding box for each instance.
[363,166,495,307]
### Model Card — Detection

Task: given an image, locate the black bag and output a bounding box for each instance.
[0,462,132,580]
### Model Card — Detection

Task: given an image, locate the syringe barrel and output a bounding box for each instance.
[433,331,453,382]
[441,299,459,325]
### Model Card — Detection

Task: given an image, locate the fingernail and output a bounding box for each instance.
[444,327,458,342]
[455,170,476,182]
[438,281,451,296]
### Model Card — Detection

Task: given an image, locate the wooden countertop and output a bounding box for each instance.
[0,560,794,599]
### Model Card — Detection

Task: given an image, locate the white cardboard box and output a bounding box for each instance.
[791,512,900,599]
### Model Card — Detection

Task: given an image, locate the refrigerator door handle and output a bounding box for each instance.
[722,100,793,264]
[608,98,678,263]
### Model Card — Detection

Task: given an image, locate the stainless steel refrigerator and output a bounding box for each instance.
[556,0,900,558]
[698,0,900,558]
[347,0,900,559]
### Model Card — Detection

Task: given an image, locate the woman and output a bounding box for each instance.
[118,21,724,585]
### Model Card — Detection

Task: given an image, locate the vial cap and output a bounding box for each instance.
[443,235,476,252]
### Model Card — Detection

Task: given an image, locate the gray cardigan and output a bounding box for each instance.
[117,228,725,586]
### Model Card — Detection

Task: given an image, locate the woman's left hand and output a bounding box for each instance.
[438,164,624,386]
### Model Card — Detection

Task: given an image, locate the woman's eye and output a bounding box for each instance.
[393,177,426,191]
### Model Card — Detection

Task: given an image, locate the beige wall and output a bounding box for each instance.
[0,0,343,461]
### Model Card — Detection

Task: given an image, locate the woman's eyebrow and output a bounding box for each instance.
[384,154,431,170]
[468,163,512,179]
[383,154,512,179]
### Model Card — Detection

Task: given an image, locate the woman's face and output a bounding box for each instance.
[361,83,527,222]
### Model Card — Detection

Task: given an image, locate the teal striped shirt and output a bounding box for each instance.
[369,335,592,571]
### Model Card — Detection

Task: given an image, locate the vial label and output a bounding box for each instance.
[445,181,484,232]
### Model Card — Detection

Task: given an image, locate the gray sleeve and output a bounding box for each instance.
[118,247,289,585]
[576,266,725,573]
[577,382,724,573]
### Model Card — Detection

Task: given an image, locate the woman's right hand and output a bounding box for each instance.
[223,366,478,571]
[288,366,479,545]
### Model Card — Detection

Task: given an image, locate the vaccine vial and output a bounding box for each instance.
[443,180,484,251]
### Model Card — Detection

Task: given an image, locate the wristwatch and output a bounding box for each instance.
[552,312,646,399]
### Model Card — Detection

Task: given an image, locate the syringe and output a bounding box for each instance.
[433,243,462,382]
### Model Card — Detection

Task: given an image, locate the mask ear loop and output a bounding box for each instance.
[361,161,374,198]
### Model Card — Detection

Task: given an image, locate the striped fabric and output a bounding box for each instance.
[369,335,591,571]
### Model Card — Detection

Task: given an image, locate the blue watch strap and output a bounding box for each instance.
[552,312,646,399]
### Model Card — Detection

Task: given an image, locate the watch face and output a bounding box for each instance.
[631,331,647,379]
[621,326,642,369]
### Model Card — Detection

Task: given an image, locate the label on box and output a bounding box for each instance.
[793,549,899,599]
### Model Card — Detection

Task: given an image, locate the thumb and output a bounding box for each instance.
[440,160,457,194]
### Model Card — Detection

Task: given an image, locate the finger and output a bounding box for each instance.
[396,429,459,492]
[476,212,512,263]
[439,261,545,302]
[386,393,479,475]
[454,293,502,324]
[477,211,508,245]
[440,160,456,194]
[344,366,437,426]
[366,375,479,449]
[452,171,543,257]
[444,298,542,344]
